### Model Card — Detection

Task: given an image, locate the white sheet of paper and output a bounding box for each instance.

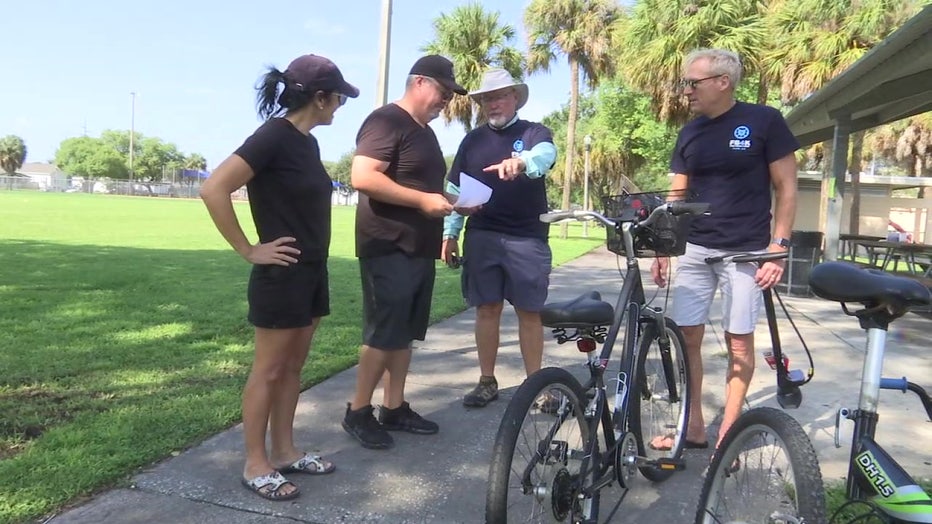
[454,172,493,208]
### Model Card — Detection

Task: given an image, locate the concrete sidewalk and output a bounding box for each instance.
[51,249,931,524]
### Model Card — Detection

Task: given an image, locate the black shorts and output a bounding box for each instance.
[359,252,435,350]
[247,261,329,329]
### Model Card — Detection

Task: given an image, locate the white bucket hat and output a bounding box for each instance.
[469,68,529,111]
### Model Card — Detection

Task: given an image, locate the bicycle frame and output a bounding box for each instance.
[570,221,676,497]
[842,319,932,522]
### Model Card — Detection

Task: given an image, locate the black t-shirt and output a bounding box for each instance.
[670,102,799,250]
[448,120,553,240]
[354,103,447,258]
[235,118,332,262]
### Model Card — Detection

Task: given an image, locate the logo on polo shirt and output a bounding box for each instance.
[729,125,751,150]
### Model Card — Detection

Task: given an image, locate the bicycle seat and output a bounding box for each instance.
[540,291,615,328]
[808,262,932,310]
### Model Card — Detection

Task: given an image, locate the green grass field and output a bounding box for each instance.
[0,191,601,523]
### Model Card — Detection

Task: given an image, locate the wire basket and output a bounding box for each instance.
[602,189,693,258]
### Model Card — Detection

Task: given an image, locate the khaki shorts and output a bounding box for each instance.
[669,243,766,335]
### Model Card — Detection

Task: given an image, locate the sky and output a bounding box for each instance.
[4,0,580,168]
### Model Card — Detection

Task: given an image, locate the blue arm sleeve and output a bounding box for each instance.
[518,142,557,179]
[443,180,464,238]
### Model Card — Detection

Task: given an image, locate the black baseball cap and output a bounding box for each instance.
[285,54,360,98]
[409,55,467,95]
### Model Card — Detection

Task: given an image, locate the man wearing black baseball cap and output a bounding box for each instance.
[342,55,464,450]
[409,55,467,96]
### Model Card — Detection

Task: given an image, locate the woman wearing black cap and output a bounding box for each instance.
[200,54,358,501]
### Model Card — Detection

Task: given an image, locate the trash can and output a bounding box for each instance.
[776,231,824,297]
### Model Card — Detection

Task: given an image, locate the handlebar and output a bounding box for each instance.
[539,202,710,228]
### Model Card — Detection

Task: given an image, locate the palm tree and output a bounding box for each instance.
[0,135,27,175]
[765,0,922,231]
[764,0,920,105]
[184,153,207,171]
[525,0,621,238]
[873,115,932,198]
[422,3,524,131]
[616,0,768,126]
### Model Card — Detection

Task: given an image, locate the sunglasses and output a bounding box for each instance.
[422,76,453,101]
[335,93,347,106]
[677,74,724,90]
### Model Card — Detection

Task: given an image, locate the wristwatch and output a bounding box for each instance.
[771,237,791,249]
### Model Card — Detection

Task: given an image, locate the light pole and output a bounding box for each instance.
[375,0,393,107]
[583,134,592,238]
[129,91,136,195]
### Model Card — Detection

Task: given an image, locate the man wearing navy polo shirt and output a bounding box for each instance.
[651,49,799,451]
[441,68,558,408]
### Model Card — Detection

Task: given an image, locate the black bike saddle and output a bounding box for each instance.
[540,291,615,328]
[808,262,931,311]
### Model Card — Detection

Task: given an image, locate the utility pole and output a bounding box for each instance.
[129,91,136,195]
[583,135,592,238]
[375,0,393,107]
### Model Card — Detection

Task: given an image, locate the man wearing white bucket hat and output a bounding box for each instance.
[441,68,558,408]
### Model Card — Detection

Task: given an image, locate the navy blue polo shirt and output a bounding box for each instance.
[448,120,553,240]
[670,101,799,251]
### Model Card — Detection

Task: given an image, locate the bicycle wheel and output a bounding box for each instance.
[486,367,596,524]
[695,407,827,524]
[629,317,691,482]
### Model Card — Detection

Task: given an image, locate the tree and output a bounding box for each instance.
[616,0,768,126]
[55,137,128,179]
[544,81,679,210]
[525,0,621,238]
[133,137,184,183]
[328,149,354,189]
[765,0,922,231]
[184,153,207,171]
[0,135,27,175]
[423,3,524,131]
[54,131,203,186]
[876,114,932,198]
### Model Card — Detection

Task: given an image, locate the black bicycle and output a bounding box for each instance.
[485,191,709,524]
[695,261,932,524]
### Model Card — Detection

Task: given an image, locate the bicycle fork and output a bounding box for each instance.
[834,326,932,521]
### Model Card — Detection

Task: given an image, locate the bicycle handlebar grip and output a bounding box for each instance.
[539,211,578,223]
[668,201,710,216]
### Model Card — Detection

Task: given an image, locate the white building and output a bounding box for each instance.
[19,162,69,191]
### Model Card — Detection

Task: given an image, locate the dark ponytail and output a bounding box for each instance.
[255,66,317,120]
[256,67,286,120]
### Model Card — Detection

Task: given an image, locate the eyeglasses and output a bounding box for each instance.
[335,93,347,106]
[677,74,725,90]
[421,76,453,102]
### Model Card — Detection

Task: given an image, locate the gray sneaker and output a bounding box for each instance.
[463,376,499,407]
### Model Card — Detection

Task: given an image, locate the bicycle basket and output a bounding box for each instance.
[602,189,693,258]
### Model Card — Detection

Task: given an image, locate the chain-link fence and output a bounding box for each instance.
[0,175,358,205]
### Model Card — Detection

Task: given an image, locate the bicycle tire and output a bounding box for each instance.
[486,367,596,524]
[695,406,827,524]
[629,317,691,482]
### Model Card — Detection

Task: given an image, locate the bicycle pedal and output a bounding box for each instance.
[651,458,686,471]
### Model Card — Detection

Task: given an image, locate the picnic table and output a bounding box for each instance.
[845,238,932,277]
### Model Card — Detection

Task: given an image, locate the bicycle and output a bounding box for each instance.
[485,190,709,524]
[695,260,932,524]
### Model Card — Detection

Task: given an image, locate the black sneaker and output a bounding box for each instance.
[378,401,439,434]
[463,376,499,407]
[342,403,393,449]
